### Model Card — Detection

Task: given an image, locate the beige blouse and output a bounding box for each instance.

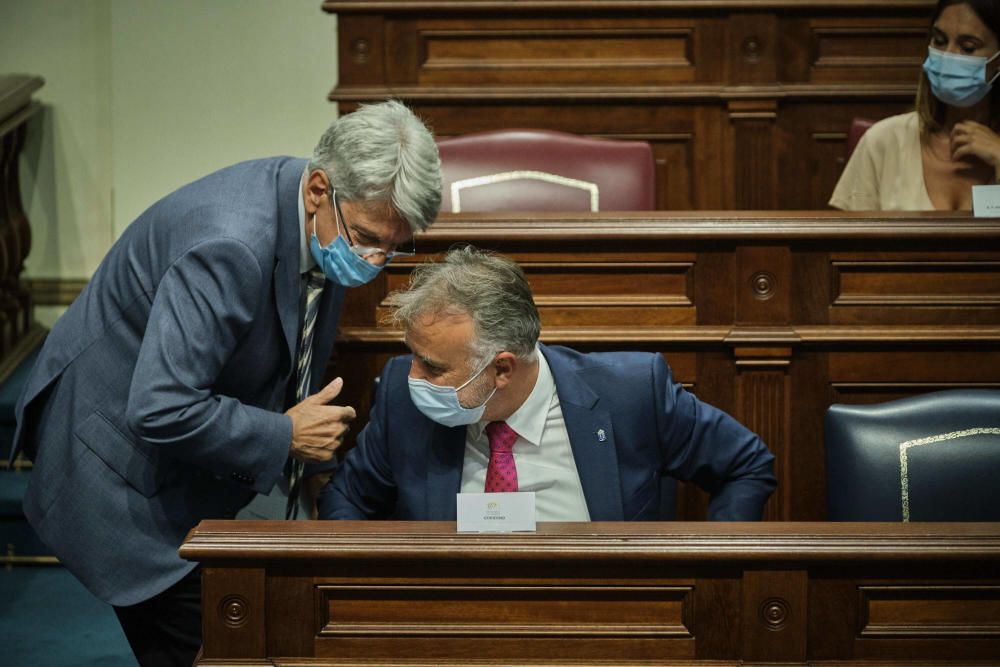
[829,112,935,211]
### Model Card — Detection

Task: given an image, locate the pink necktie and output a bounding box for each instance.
[484,421,518,493]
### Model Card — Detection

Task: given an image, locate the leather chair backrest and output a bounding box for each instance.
[437,128,656,213]
[846,118,876,160]
[825,389,1000,521]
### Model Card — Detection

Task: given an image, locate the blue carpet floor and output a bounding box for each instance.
[0,566,136,666]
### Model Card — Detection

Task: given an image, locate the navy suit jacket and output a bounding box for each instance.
[320,344,775,522]
[11,157,345,606]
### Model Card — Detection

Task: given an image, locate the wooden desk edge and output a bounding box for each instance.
[180,520,1000,562]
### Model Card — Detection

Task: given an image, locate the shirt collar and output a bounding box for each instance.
[496,346,552,448]
[298,168,316,274]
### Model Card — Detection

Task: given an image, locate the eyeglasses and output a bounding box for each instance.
[332,190,416,265]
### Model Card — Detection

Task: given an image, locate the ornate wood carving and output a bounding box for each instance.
[742,569,807,662]
[200,566,266,661]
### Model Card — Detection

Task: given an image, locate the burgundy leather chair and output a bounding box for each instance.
[846,117,876,159]
[437,129,656,212]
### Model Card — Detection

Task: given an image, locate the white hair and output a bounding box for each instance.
[309,100,442,232]
[392,246,541,366]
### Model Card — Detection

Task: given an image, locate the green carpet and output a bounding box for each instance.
[0,566,135,666]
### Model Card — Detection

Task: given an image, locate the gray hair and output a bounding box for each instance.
[392,246,541,366]
[308,100,442,232]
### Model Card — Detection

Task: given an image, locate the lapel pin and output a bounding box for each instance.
[596,428,607,443]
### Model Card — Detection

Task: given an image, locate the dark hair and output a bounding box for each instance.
[916,0,1000,134]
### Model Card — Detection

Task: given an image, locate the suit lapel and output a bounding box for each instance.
[425,423,466,520]
[544,346,625,521]
[274,158,308,367]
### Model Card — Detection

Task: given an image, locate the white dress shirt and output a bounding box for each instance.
[461,348,591,521]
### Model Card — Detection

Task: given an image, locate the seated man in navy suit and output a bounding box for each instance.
[319,246,776,522]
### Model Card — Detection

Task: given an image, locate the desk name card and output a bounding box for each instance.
[972,184,1000,217]
[456,492,536,533]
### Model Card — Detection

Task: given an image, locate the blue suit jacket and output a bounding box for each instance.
[320,345,775,521]
[11,157,345,606]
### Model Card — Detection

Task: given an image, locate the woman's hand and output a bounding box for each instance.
[951,121,1000,179]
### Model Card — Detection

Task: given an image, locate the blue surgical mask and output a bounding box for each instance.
[923,46,1000,108]
[309,195,382,287]
[408,358,497,427]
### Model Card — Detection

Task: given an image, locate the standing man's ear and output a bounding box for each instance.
[304,170,330,215]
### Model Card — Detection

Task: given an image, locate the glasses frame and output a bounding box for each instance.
[332,190,416,264]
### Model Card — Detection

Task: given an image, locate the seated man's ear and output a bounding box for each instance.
[493,352,518,389]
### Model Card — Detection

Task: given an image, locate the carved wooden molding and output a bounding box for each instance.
[415,213,998,240]
[338,325,1000,346]
[181,521,1000,562]
[859,585,1000,638]
[323,0,935,13]
[0,75,43,127]
[331,83,918,102]
[318,584,694,638]
[23,277,88,306]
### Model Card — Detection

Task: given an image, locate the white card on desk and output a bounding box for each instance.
[972,184,1000,217]
[456,492,536,533]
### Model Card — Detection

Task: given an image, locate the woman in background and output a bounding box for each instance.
[830,0,1000,211]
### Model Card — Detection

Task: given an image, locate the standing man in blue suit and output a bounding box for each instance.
[10,100,442,667]
[319,246,776,523]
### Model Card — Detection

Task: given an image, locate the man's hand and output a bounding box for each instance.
[285,377,356,463]
[304,471,334,519]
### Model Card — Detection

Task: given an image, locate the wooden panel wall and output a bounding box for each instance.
[322,0,933,210]
[325,212,1000,522]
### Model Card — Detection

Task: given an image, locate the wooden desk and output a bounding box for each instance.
[181,520,1000,665]
[329,211,1000,521]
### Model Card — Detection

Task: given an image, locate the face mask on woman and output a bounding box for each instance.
[923,46,1000,108]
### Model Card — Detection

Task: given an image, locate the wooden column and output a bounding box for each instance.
[730,245,793,520]
[0,74,45,382]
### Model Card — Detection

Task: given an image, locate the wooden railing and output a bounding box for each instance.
[182,519,1000,666]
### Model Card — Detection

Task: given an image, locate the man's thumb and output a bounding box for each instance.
[312,377,344,404]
